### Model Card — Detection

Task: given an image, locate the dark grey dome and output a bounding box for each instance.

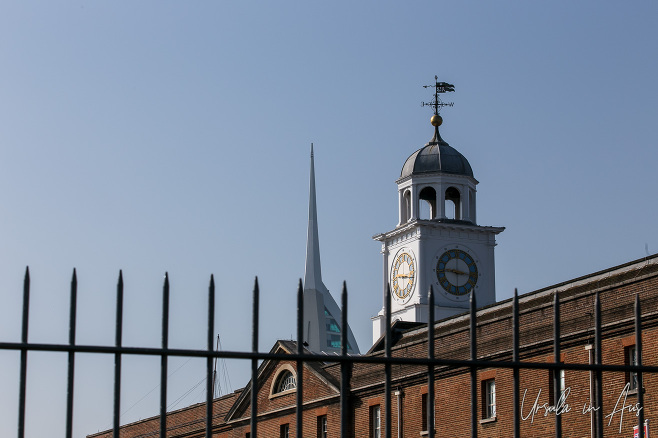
[400,131,473,179]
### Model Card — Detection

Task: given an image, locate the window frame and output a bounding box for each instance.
[280,423,289,438]
[421,392,428,432]
[269,364,298,398]
[549,367,566,405]
[625,344,639,393]
[481,379,496,420]
[369,404,381,438]
[316,414,327,438]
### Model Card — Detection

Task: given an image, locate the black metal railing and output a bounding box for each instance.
[1,267,654,438]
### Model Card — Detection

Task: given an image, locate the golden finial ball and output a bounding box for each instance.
[431,115,443,127]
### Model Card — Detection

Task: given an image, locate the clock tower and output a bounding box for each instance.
[372,79,504,343]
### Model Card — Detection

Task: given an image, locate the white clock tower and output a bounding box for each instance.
[372,79,504,343]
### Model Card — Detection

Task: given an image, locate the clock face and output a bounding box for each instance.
[391,249,417,304]
[435,248,479,297]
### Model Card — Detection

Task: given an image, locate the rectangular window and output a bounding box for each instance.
[369,405,381,438]
[549,368,566,405]
[317,415,327,438]
[421,393,428,432]
[280,424,289,438]
[626,345,638,391]
[482,379,496,419]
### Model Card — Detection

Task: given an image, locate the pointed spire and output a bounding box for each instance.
[304,143,323,291]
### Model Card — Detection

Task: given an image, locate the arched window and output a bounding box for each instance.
[402,190,411,223]
[419,186,437,220]
[445,187,461,220]
[468,188,476,223]
[273,369,297,394]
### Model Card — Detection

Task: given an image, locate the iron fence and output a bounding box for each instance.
[1,267,655,438]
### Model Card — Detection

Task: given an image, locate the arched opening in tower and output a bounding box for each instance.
[419,186,437,220]
[445,186,461,220]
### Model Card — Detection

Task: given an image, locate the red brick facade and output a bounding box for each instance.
[89,255,658,437]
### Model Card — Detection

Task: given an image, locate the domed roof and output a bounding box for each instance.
[400,129,473,179]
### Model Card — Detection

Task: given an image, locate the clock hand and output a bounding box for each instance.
[445,268,467,275]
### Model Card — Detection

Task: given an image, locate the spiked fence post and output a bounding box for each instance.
[17,267,30,438]
[594,293,603,438]
[635,294,645,438]
[384,284,393,438]
[512,289,519,438]
[428,286,435,438]
[250,277,260,438]
[206,275,215,438]
[470,292,477,438]
[113,271,124,437]
[297,280,304,438]
[553,292,562,438]
[160,273,170,437]
[65,269,78,438]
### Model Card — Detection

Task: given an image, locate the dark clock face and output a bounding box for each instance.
[435,249,478,296]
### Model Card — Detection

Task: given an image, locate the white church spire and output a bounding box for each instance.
[302,144,360,354]
[304,143,323,290]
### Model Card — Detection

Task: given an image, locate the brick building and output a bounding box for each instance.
[88,84,655,437]
[89,253,658,438]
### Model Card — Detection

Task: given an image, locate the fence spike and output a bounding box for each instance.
[594,292,603,438]
[18,266,31,438]
[428,286,435,438]
[340,281,350,438]
[113,270,124,437]
[385,283,392,438]
[160,272,170,437]
[635,294,645,438]
[297,279,304,438]
[206,274,216,438]
[250,276,259,438]
[470,291,477,438]
[513,289,519,438]
[554,292,562,438]
[65,267,78,438]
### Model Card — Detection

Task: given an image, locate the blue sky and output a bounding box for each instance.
[1,2,657,436]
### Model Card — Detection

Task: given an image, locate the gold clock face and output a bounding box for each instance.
[391,250,416,303]
[435,249,478,296]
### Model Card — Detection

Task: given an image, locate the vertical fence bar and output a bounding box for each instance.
[340,282,349,438]
[206,275,215,438]
[553,292,562,438]
[65,269,78,438]
[594,292,603,438]
[470,292,477,438]
[251,277,259,438]
[113,271,124,437]
[17,267,30,438]
[385,284,392,438]
[160,273,170,437]
[297,280,304,438]
[512,290,520,438]
[427,286,435,438]
[635,294,645,438]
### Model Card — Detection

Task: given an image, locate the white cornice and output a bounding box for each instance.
[373,220,505,242]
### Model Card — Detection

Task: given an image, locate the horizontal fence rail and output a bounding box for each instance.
[1,267,651,438]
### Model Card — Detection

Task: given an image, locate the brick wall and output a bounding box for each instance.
[91,258,658,437]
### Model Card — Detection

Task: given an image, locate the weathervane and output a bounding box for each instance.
[422,75,455,117]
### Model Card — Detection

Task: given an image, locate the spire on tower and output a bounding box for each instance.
[304,143,323,291]
[302,144,360,354]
